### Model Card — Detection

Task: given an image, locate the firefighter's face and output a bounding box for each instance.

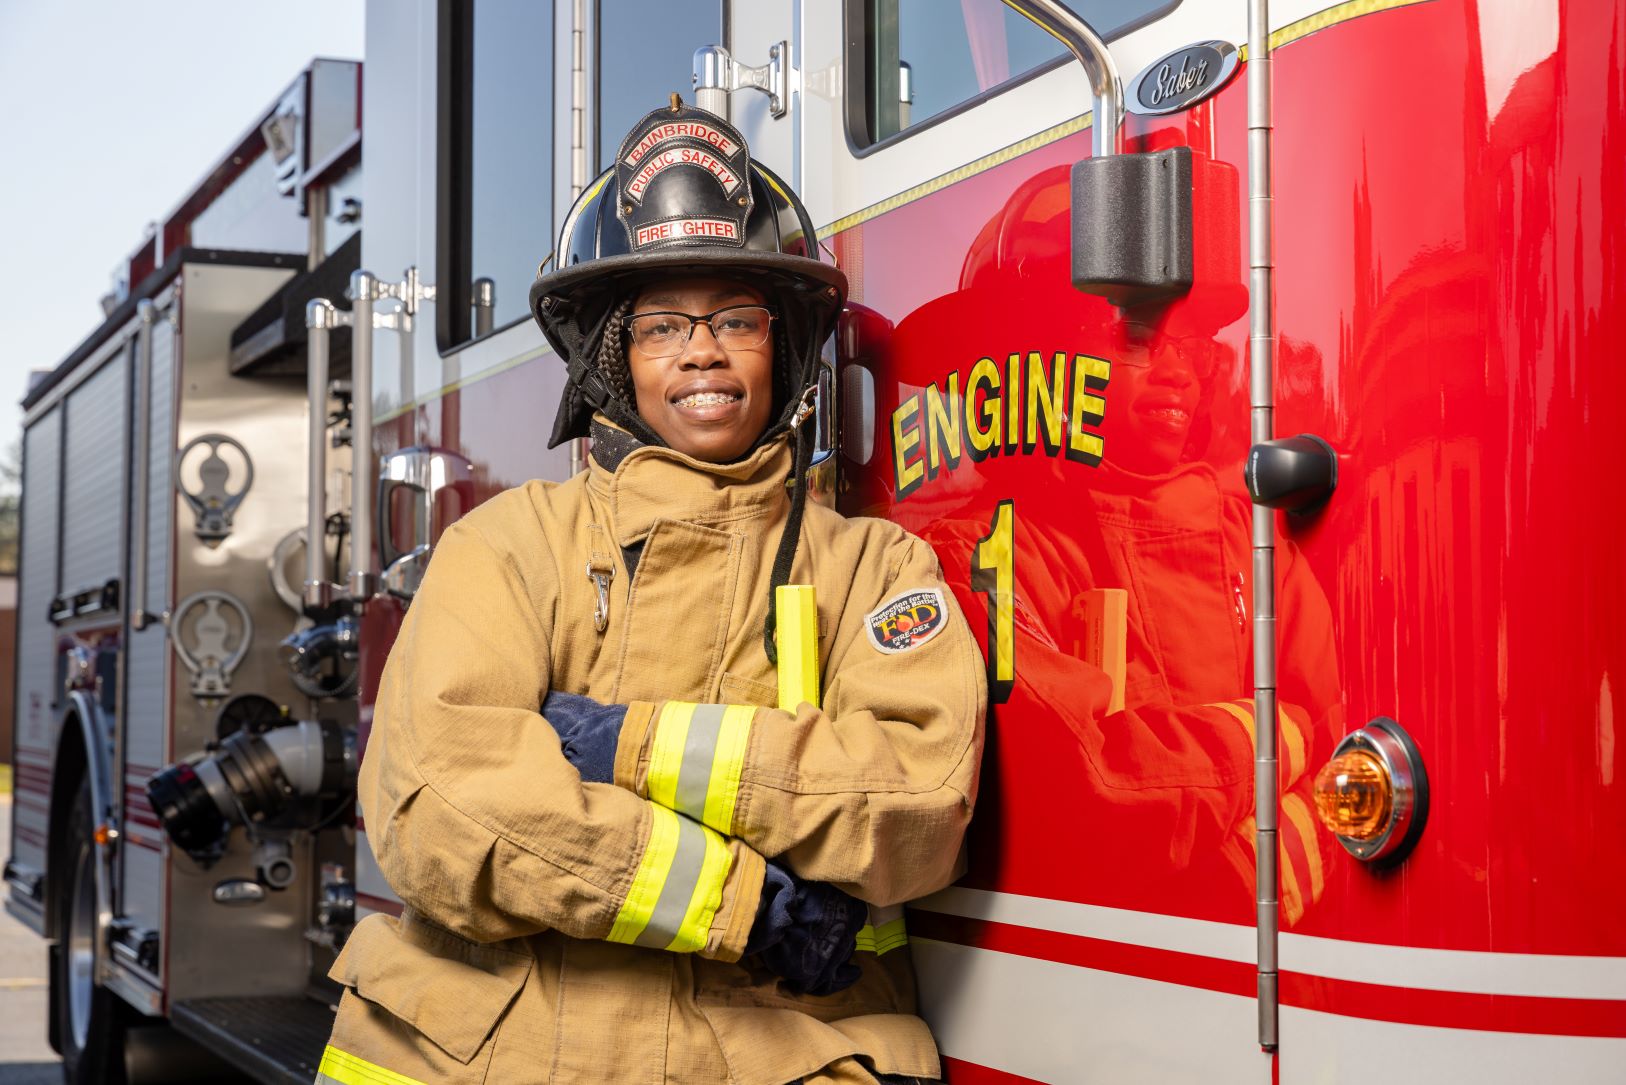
[627,278,775,462]
[1109,322,1204,475]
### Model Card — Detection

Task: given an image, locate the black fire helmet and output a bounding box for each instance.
[530,98,846,451]
[529,99,848,663]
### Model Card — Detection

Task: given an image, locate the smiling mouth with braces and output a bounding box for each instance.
[674,391,743,407]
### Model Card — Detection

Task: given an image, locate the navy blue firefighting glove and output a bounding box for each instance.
[540,690,625,784]
[746,859,864,996]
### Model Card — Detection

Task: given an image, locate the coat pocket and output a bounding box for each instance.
[719,671,779,708]
[323,912,532,1081]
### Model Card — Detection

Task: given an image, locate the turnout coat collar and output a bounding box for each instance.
[587,420,794,548]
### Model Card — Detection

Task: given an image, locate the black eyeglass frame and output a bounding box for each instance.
[624,304,779,356]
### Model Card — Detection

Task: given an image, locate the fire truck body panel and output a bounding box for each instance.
[8,3,1626,1081]
[348,0,1626,1079]
[166,259,335,1006]
[797,0,1626,1078]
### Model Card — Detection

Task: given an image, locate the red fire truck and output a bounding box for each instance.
[7,1,1624,1082]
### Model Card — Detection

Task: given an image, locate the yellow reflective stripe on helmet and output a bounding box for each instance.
[854,917,909,956]
[647,701,755,835]
[316,1045,427,1085]
[608,804,732,952]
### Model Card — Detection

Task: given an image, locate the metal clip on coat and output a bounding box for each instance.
[588,561,614,633]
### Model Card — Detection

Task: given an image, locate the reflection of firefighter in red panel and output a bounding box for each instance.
[886,162,1338,925]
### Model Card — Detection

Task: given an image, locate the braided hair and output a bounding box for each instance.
[595,298,636,405]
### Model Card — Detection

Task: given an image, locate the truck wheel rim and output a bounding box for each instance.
[68,841,95,1051]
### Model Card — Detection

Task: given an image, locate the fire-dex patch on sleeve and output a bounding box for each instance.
[865,588,948,654]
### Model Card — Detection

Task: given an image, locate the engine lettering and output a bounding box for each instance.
[891,352,1111,501]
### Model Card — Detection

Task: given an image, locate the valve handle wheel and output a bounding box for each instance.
[171,590,254,700]
[269,527,308,613]
[176,433,254,543]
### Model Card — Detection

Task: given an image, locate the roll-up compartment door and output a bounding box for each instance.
[11,406,63,875]
[122,309,177,938]
[61,353,131,593]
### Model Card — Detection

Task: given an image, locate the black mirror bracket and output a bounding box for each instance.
[1071,145,1194,309]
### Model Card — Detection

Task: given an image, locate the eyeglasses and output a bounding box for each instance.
[626,305,775,357]
[1112,324,1225,380]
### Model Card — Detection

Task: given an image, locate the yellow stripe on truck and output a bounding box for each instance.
[607,804,732,952]
[316,1045,427,1085]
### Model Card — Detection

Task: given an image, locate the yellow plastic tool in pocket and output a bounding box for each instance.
[775,584,818,711]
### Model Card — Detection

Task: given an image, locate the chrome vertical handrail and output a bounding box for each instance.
[347,271,379,601]
[1248,0,1281,1053]
[1001,0,1122,158]
[304,299,348,610]
[693,45,731,118]
[130,300,157,631]
[568,0,591,477]
[472,278,496,338]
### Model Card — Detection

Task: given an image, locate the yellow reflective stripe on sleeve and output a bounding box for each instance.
[701,705,753,834]
[608,802,681,945]
[669,817,733,953]
[1278,705,1308,780]
[1281,791,1326,901]
[647,701,755,835]
[316,1045,427,1085]
[1207,700,1257,747]
[647,701,698,811]
[854,917,909,956]
[607,804,732,952]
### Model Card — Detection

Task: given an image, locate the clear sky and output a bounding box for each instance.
[0,0,365,470]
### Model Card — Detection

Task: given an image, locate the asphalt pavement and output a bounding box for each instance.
[0,793,61,1083]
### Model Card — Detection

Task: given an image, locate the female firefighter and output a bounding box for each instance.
[316,102,985,1085]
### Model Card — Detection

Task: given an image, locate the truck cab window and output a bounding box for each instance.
[856,0,1178,146]
[596,0,722,169]
[440,0,555,347]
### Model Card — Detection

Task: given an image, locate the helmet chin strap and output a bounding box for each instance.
[761,381,818,665]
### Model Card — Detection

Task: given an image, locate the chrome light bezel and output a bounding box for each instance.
[1326,716,1430,865]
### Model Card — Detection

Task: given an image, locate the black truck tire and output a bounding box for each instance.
[53,776,130,1085]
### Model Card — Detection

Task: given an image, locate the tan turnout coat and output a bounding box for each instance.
[318,431,986,1085]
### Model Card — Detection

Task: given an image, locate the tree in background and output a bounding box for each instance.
[0,438,19,575]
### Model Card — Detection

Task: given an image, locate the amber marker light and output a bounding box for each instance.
[1313,749,1392,839]
[1311,717,1429,865]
